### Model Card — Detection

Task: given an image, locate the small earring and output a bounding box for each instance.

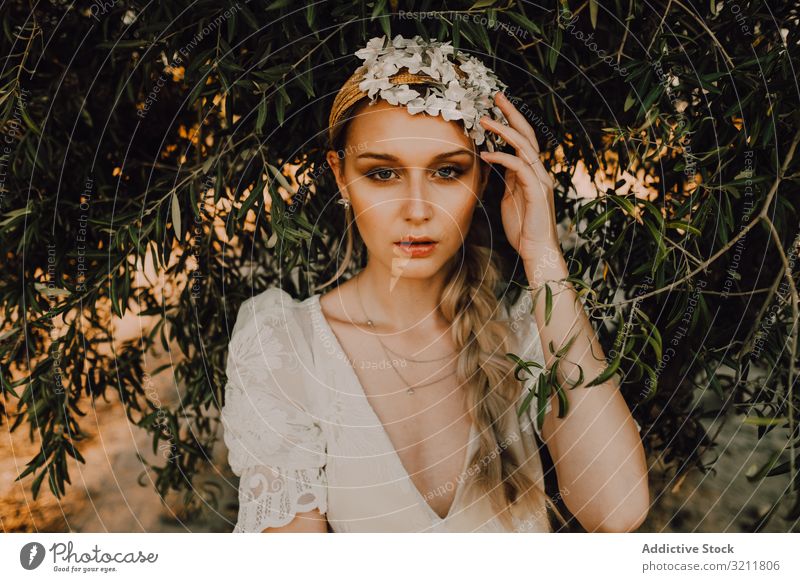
[337,197,350,210]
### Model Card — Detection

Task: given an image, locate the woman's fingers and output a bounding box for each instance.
[493,91,541,152]
[529,155,555,190]
[490,92,555,189]
[480,150,544,200]
[481,114,554,190]
[480,117,540,167]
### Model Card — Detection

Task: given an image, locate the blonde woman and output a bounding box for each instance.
[221,35,648,533]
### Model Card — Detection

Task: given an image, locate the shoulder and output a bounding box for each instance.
[228,287,315,370]
[230,287,312,340]
[234,287,303,325]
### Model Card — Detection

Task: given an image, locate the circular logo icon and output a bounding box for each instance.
[19,542,46,570]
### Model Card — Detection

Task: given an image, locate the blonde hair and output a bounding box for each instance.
[318,88,567,531]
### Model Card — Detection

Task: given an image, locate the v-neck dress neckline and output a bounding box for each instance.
[310,294,475,523]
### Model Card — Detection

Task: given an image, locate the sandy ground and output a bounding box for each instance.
[0,348,239,533]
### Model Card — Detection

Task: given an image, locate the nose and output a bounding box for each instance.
[402,169,433,224]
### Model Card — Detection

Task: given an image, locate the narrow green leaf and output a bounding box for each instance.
[379,14,391,37]
[549,28,562,72]
[517,384,537,417]
[256,98,267,133]
[665,221,702,236]
[745,450,784,482]
[555,333,578,358]
[536,374,550,432]
[266,0,292,10]
[586,351,622,387]
[170,191,181,239]
[555,381,570,417]
[267,163,295,195]
[505,11,542,36]
[545,283,553,325]
[275,93,285,126]
[585,208,615,234]
[624,92,636,112]
[305,3,315,28]
[31,470,46,499]
[743,416,787,427]
[371,0,387,20]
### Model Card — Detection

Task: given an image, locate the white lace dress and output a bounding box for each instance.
[221,286,557,533]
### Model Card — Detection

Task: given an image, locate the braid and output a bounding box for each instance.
[439,226,557,530]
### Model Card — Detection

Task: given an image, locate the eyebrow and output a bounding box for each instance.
[355,149,473,162]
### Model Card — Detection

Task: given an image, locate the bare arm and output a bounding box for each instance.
[524,244,650,533]
[262,508,329,533]
[478,91,649,533]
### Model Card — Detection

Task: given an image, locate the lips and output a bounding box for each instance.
[394,236,438,258]
[396,235,437,244]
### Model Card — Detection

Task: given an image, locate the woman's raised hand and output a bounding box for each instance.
[479,92,559,262]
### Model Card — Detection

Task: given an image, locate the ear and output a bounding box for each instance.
[326,150,349,199]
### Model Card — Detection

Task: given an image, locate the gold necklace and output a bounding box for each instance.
[355,275,458,395]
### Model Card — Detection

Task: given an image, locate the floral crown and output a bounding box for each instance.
[328,35,510,151]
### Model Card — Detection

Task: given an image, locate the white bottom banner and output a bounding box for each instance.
[1,533,796,581]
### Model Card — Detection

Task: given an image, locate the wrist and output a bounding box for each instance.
[521,242,569,286]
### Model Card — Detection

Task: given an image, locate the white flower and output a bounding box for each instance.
[351,35,509,150]
[392,34,411,49]
[440,99,463,122]
[437,41,455,57]
[382,84,420,106]
[459,99,478,126]
[458,56,489,80]
[444,80,467,103]
[355,36,387,63]
[422,93,445,116]
[472,128,487,146]
[359,76,393,99]
[406,96,428,115]
[396,51,423,74]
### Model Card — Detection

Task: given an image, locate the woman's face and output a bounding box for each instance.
[327,99,489,280]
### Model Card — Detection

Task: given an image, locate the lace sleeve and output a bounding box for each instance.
[221,288,327,532]
[506,288,642,439]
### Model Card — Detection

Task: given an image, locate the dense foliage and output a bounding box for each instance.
[1,0,798,531]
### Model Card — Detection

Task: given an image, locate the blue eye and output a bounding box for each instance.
[367,168,396,181]
[366,166,464,182]
[435,165,463,180]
